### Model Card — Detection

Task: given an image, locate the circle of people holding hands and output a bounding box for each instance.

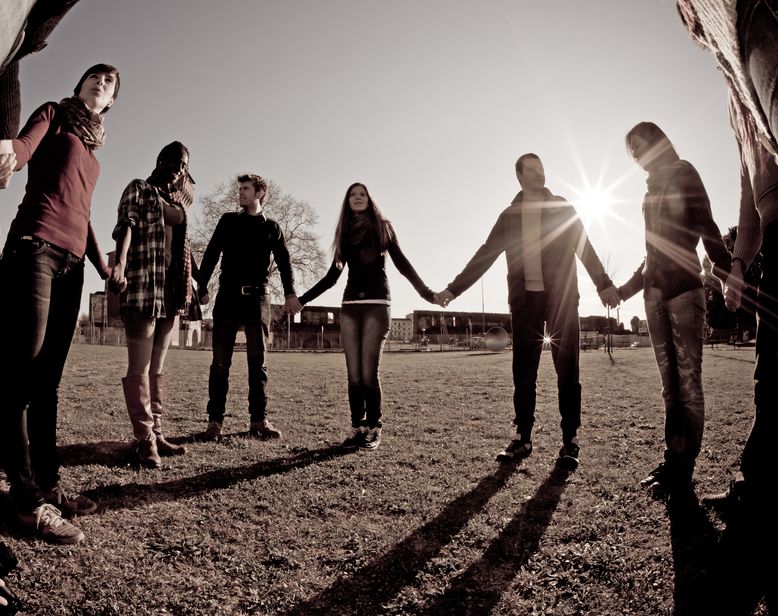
[1,1,777,613]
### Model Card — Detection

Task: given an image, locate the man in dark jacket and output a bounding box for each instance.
[198,174,301,441]
[436,153,619,470]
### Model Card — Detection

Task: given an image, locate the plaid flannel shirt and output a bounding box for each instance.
[113,179,167,318]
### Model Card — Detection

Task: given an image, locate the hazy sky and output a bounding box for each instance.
[1,0,741,324]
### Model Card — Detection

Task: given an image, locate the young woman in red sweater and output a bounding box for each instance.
[0,63,119,544]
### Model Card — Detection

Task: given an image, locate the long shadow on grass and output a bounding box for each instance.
[58,441,134,467]
[667,494,720,616]
[283,462,525,616]
[83,445,352,510]
[418,465,570,615]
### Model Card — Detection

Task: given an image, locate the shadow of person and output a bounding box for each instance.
[284,461,525,616]
[83,444,354,512]
[58,440,135,468]
[665,490,720,616]
[417,465,571,615]
[702,496,778,615]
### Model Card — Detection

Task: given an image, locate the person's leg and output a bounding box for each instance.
[642,291,685,493]
[340,305,366,429]
[123,310,160,468]
[0,239,59,514]
[360,305,391,428]
[511,293,545,441]
[148,316,185,455]
[739,0,778,146]
[546,298,581,445]
[740,220,778,491]
[27,259,84,493]
[663,289,706,483]
[0,240,84,543]
[360,305,390,450]
[206,316,238,426]
[247,301,281,439]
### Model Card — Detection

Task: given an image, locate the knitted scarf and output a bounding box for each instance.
[57,96,105,149]
[346,211,376,248]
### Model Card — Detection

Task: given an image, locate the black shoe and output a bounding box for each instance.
[361,426,382,450]
[496,438,532,463]
[341,427,366,449]
[701,479,745,522]
[557,442,580,471]
[641,462,692,501]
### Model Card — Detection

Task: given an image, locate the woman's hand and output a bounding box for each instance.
[108,262,127,293]
[0,152,16,189]
[724,259,745,311]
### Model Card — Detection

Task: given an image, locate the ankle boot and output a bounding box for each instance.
[122,375,161,469]
[149,374,187,456]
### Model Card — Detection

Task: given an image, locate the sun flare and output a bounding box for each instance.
[574,188,614,221]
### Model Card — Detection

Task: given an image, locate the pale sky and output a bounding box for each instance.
[1,0,741,325]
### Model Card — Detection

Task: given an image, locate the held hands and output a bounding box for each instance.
[0,152,16,189]
[434,290,454,308]
[108,262,127,293]
[598,285,621,309]
[724,260,745,311]
[284,295,303,315]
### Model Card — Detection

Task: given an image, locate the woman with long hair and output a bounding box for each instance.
[298,182,435,450]
[618,121,731,500]
[110,141,204,469]
[0,63,119,544]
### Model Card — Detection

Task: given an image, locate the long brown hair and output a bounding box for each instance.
[332,182,392,264]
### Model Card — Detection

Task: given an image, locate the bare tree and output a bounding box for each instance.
[190,178,327,306]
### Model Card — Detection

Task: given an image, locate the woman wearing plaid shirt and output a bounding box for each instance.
[110,141,203,468]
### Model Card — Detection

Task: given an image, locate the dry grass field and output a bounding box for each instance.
[0,344,765,615]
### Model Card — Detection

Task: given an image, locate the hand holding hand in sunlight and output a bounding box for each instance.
[598,285,621,309]
[434,290,454,308]
[108,263,127,294]
[724,260,745,312]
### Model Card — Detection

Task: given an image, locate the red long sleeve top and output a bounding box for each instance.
[9,101,109,277]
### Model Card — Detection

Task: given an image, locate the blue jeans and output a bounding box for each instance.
[739,0,778,145]
[644,287,706,474]
[340,304,390,428]
[0,237,84,512]
[207,292,271,422]
[511,292,581,444]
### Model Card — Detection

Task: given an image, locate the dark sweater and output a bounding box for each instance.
[8,101,108,276]
[199,211,296,297]
[447,189,612,310]
[618,160,732,302]
[299,224,434,305]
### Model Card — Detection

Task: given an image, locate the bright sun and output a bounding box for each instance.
[574,188,613,221]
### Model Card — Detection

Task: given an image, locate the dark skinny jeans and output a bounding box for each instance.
[511,291,581,444]
[340,303,391,428]
[0,237,83,513]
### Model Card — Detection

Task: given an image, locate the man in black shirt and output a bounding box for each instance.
[198,174,301,441]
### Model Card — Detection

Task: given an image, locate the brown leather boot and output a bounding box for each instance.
[122,375,161,469]
[149,374,187,456]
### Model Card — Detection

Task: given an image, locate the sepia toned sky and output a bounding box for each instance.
[1,0,741,325]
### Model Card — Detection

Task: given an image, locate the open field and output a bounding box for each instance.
[0,345,763,615]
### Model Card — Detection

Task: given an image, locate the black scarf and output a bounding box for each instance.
[346,211,376,247]
[57,96,105,149]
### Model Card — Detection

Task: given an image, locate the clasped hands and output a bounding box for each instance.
[598,285,621,309]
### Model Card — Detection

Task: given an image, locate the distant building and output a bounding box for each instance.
[390,317,413,342]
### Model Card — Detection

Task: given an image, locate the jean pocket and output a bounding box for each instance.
[6,237,48,258]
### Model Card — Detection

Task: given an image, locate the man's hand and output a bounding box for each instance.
[0,152,16,189]
[434,290,454,308]
[598,285,621,309]
[108,262,127,293]
[724,259,745,311]
[284,295,303,314]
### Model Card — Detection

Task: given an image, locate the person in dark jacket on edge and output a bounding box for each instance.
[294,182,435,450]
[198,174,301,442]
[435,153,620,470]
[617,122,731,501]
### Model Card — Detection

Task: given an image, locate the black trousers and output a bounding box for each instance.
[511,291,581,444]
[206,292,271,423]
